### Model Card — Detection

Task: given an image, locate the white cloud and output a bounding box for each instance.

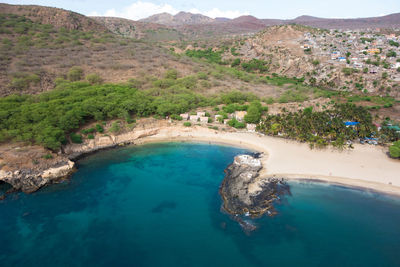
[89,1,249,20]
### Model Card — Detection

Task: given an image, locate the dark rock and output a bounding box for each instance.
[219,154,290,229]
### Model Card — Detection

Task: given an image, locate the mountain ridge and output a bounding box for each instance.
[139,11,400,29]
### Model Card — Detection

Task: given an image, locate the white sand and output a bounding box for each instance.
[138,125,400,195]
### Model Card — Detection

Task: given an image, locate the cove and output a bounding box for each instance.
[0,142,399,266]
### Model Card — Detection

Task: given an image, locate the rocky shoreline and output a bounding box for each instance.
[219,154,290,230]
[0,125,162,196]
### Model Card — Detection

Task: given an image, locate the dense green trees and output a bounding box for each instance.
[258,103,376,149]
[389,141,400,158]
[0,79,259,150]
[244,101,262,124]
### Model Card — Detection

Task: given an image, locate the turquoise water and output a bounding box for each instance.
[0,142,400,266]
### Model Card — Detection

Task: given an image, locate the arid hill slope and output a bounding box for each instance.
[0,3,107,32]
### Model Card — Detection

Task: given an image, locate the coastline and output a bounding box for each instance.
[132,125,400,196]
[2,121,400,196]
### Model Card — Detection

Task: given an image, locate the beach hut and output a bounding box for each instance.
[199,116,209,123]
[180,113,189,120]
[189,115,199,122]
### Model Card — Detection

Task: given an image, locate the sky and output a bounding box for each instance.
[2,0,400,20]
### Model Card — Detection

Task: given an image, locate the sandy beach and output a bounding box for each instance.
[135,125,400,195]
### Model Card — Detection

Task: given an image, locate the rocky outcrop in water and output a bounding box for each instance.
[220,154,289,221]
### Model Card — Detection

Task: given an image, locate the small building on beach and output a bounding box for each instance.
[199,116,209,123]
[190,115,199,122]
[234,111,247,122]
[180,113,189,120]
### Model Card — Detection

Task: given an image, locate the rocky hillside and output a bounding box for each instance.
[0,3,107,32]
[0,4,290,101]
[92,16,184,41]
[0,5,201,96]
[222,25,322,77]
[140,11,214,26]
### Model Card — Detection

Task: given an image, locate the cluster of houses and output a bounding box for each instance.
[179,112,209,123]
[300,28,400,90]
[179,110,257,132]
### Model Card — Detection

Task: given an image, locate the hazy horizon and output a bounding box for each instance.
[1,0,400,21]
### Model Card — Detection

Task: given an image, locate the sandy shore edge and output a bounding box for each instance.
[132,126,400,196]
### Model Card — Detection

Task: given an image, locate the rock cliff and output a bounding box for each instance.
[0,160,75,193]
[220,154,289,223]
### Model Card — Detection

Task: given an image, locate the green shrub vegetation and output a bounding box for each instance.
[183,122,192,127]
[185,49,224,64]
[244,101,262,124]
[386,50,397,58]
[8,73,40,90]
[68,67,84,81]
[109,121,121,133]
[389,40,399,47]
[241,59,269,73]
[389,141,400,158]
[170,114,183,120]
[0,13,116,51]
[86,73,103,85]
[165,69,178,80]
[95,124,104,133]
[228,118,245,129]
[342,68,358,76]
[70,133,82,144]
[0,80,259,150]
[42,153,53,159]
[231,58,241,67]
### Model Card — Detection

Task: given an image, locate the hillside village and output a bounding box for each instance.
[198,26,400,98]
[303,28,400,88]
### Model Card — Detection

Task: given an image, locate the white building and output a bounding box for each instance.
[180,113,189,120]
[189,115,199,122]
[199,117,209,123]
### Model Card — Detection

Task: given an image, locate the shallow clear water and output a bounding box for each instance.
[0,143,400,267]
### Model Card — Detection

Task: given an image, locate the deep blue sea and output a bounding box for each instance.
[0,143,400,267]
